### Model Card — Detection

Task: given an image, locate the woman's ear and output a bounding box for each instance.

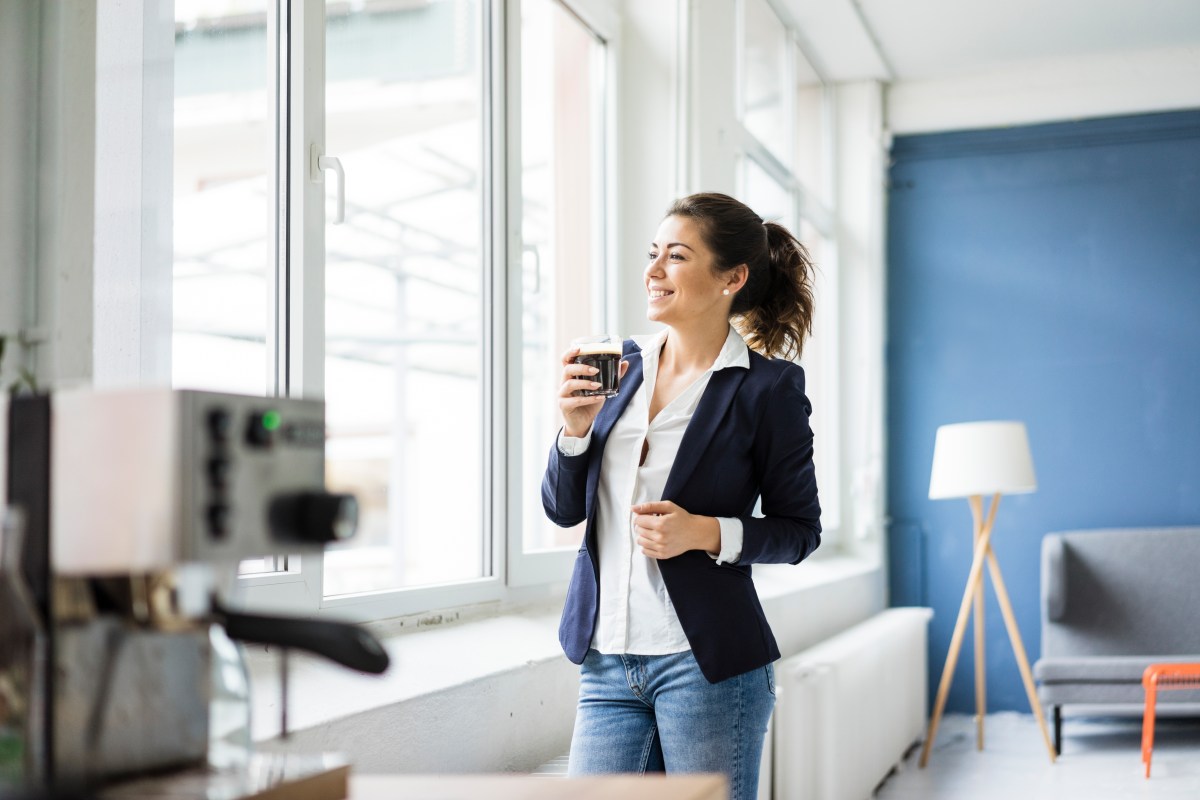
[727,264,749,294]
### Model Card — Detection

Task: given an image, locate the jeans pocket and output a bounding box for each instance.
[764,663,776,696]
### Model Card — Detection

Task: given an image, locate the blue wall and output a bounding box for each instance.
[886,110,1200,713]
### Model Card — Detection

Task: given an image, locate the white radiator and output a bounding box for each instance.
[768,607,932,800]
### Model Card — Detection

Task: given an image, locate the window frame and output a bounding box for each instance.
[507,0,618,587]
[731,0,843,543]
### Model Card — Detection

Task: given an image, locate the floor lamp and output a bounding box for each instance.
[918,420,1057,768]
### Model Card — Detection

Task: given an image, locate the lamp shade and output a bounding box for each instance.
[928,421,1037,499]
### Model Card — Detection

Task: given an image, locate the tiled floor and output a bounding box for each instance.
[876,712,1200,799]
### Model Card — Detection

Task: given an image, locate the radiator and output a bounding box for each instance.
[768,607,932,800]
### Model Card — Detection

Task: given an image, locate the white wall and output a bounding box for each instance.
[0,2,40,387]
[0,0,43,388]
[887,45,1200,135]
[257,650,581,773]
[33,1,97,389]
[3,0,172,393]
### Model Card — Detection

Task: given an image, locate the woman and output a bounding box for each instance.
[541,192,821,799]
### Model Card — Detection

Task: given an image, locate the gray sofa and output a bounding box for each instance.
[1034,527,1200,754]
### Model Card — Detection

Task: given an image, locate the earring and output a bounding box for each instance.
[722,289,730,296]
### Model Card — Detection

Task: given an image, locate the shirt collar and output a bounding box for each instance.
[630,325,750,372]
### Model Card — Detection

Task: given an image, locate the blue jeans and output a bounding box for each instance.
[568,649,775,800]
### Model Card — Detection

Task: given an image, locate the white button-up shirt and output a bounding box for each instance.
[558,325,749,655]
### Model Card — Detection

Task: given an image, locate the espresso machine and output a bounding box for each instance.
[0,388,389,798]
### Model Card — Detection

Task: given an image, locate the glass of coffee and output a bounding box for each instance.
[572,334,622,397]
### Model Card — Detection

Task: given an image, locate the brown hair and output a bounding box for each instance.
[665,192,815,360]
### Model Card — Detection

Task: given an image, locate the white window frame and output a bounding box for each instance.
[690,0,842,544]
[506,0,619,587]
[231,0,620,621]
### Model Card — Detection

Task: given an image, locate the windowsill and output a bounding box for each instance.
[751,552,880,601]
[245,551,884,744]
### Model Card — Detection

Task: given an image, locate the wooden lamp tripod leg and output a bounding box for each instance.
[969,495,989,751]
[919,502,997,769]
[984,544,1058,763]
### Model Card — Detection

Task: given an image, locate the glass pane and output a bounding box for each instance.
[173,1,271,396]
[322,0,485,596]
[739,155,793,227]
[521,0,606,552]
[740,0,790,168]
[794,44,828,205]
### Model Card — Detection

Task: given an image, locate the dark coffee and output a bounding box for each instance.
[574,347,621,397]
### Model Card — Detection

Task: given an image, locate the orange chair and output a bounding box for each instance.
[1142,662,1200,778]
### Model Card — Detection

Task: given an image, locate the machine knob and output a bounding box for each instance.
[269,492,358,544]
[207,503,231,540]
[208,457,231,490]
[245,409,281,448]
[208,408,232,443]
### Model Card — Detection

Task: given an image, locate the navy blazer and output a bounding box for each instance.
[541,337,821,684]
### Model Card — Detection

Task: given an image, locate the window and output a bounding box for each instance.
[172,1,274,397]
[166,0,613,618]
[321,0,488,596]
[173,1,285,578]
[735,0,840,535]
[738,0,790,169]
[518,0,608,556]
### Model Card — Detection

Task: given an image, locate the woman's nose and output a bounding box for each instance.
[645,257,665,278]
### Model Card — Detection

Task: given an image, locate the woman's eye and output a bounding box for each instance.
[670,253,684,260]
[647,252,658,260]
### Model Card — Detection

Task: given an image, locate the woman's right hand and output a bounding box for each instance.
[559,346,628,438]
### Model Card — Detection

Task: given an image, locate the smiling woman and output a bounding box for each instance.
[544,193,822,800]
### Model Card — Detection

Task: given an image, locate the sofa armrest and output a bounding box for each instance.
[1042,533,1067,621]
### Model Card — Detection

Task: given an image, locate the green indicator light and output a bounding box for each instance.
[262,410,282,431]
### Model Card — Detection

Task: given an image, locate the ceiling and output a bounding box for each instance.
[783,0,1200,82]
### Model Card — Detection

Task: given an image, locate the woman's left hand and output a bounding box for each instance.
[631,501,721,560]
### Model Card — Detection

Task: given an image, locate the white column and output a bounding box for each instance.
[833,79,888,558]
[94,0,174,388]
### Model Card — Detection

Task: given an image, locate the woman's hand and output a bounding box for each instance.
[631,500,721,560]
[559,346,629,438]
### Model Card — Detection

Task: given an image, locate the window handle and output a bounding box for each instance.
[310,144,345,224]
[523,244,541,294]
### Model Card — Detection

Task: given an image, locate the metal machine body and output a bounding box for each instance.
[1,388,384,796]
[50,389,332,574]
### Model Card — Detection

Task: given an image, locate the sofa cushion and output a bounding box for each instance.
[1035,656,1200,684]
[1040,527,1200,658]
[1038,681,1200,705]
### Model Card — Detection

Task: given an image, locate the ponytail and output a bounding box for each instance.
[735,221,815,361]
[665,193,816,360]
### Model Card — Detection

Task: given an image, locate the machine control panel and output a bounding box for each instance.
[50,389,349,574]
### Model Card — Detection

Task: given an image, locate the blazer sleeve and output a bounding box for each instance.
[738,365,822,565]
[541,436,590,528]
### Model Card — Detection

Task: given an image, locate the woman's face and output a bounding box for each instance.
[645,215,732,328]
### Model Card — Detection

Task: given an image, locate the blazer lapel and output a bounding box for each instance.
[661,366,747,500]
[592,350,642,444]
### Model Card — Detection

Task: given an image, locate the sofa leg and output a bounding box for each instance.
[1053,705,1062,755]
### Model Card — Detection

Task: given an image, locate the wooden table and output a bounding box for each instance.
[100,755,726,799]
[350,774,728,799]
